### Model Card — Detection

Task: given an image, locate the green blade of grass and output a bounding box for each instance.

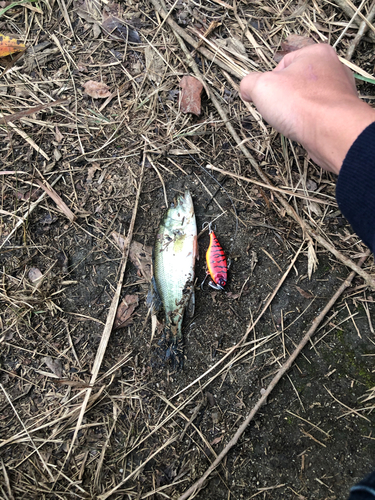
[0,0,38,18]
[354,73,375,85]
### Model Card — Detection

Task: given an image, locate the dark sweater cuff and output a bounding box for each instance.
[336,121,375,252]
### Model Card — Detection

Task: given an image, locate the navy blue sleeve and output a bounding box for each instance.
[336,121,375,253]
[348,471,375,499]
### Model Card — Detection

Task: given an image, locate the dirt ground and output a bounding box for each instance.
[0,0,374,499]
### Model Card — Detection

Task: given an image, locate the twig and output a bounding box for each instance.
[346,0,375,60]
[146,154,168,207]
[0,99,68,125]
[35,179,76,222]
[178,251,371,499]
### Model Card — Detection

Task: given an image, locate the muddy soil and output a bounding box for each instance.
[0,1,374,499]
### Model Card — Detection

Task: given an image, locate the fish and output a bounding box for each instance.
[206,226,227,290]
[152,190,197,367]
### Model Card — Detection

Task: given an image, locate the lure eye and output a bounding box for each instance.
[217,277,226,287]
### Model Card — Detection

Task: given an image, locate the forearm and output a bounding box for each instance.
[336,122,375,252]
[302,97,375,174]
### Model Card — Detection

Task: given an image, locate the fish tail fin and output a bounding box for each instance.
[158,324,184,370]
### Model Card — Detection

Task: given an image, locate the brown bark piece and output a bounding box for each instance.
[179,75,204,116]
[274,34,315,63]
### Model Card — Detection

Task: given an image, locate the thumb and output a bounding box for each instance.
[240,72,263,102]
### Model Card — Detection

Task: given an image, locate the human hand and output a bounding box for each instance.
[240,44,375,174]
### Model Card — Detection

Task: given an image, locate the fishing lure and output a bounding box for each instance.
[206,224,227,290]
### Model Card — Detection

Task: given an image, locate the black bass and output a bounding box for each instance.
[153,190,197,367]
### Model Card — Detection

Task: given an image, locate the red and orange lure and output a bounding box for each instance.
[206,225,227,290]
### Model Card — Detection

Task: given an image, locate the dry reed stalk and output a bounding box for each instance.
[1,120,50,160]
[0,99,68,125]
[178,250,371,500]
[35,179,76,222]
[98,434,179,499]
[59,154,145,469]
[346,0,375,59]
[207,164,335,205]
[338,55,375,79]
[149,0,243,78]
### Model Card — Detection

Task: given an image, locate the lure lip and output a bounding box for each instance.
[208,280,225,291]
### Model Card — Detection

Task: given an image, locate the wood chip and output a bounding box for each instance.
[179,75,204,116]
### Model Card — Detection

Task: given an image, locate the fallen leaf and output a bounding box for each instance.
[111,231,152,281]
[0,33,25,58]
[211,435,224,445]
[75,0,101,23]
[306,179,317,191]
[55,126,63,143]
[114,294,139,329]
[16,188,41,202]
[145,46,165,84]
[101,15,140,43]
[274,34,315,63]
[42,356,63,377]
[179,76,204,116]
[28,267,43,283]
[305,200,322,217]
[92,23,101,38]
[83,80,111,98]
[216,37,248,59]
[295,286,314,299]
[86,163,101,184]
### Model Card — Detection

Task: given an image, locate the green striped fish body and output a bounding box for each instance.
[154,190,197,365]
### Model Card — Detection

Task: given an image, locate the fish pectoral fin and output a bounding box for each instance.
[147,277,162,314]
[187,288,195,318]
[193,233,199,261]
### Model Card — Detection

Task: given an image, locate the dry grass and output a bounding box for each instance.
[0,0,375,498]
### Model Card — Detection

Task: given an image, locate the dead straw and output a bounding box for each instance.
[346,0,375,60]
[59,153,145,469]
[178,250,371,500]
